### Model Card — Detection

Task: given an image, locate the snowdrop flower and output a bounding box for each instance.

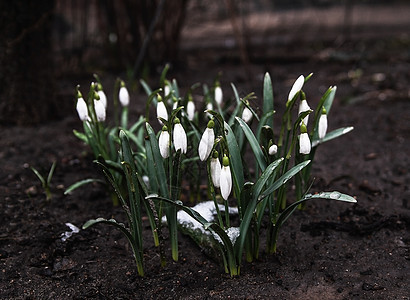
[206,102,213,118]
[187,97,195,121]
[156,94,168,124]
[220,155,232,200]
[242,106,253,123]
[214,83,223,105]
[173,117,187,154]
[164,81,171,98]
[298,92,311,126]
[76,92,88,121]
[210,151,221,188]
[288,75,304,102]
[94,99,106,122]
[158,125,170,158]
[299,122,311,154]
[198,120,215,161]
[97,83,107,109]
[119,81,129,107]
[268,143,278,155]
[318,107,328,139]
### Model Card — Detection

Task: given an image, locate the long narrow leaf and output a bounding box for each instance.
[235,117,267,172]
[64,178,105,195]
[262,72,274,127]
[224,122,244,202]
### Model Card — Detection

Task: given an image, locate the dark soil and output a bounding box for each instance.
[1,5,410,300]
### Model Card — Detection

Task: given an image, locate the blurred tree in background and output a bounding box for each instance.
[0,0,189,125]
[0,0,57,125]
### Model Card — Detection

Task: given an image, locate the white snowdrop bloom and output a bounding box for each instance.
[210,151,221,188]
[119,83,129,107]
[214,85,223,105]
[173,118,187,154]
[318,108,328,139]
[206,102,213,118]
[94,99,106,122]
[156,95,168,124]
[299,123,311,154]
[268,144,278,155]
[220,155,232,201]
[76,96,88,121]
[241,107,253,123]
[98,90,107,109]
[187,99,195,121]
[288,75,304,101]
[298,98,311,126]
[164,83,171,97]
[158,126,170,158]
[198,120,215,161]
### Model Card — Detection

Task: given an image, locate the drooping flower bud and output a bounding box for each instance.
[210,151,221,188]
[158,125,170,158]
[268,143,278,155]
[119,81,129,107]
[76,91,88,121]
[288,75,304,102]
[187,95,195,121]
[96,83,107,109]
[198,120,215,161]
[299,122,311,154]
[298,92,311,126]
[156,94,168,124]
[318,107,328,139]
[214,83,223,105]
[173,117,187,154]
[220,155,232,200]
[241,106,253,123]
[94,99,106,122]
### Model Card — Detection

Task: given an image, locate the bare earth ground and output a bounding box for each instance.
[1,4,410,300]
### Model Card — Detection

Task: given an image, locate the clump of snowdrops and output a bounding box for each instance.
[71,66,355,277]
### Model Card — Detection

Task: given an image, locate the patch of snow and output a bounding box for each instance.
[61,222,80,242]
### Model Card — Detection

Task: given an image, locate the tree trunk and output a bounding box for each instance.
[0,0,57,125]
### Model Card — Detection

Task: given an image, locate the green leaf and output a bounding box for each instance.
[145,123,168,197]
[73,129,88,143]
[235,117,267,172]
[277,191,356,229]
[312,126,354,147]
[140,79,152,96]
[235,158,283,260]
[260,160,311,200]
[64,178,105,195]
[262,72,274,127]
[224,122,244,201]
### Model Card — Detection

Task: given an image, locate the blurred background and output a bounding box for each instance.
[1,0,409,125]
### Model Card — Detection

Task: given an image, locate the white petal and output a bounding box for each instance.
[220,165,232,200]
[298,100,311,125]
[164,85,170,97]
[98,90,107,109]
[159,130,170,158]
[94,99,106,122]
[299,132,311,154]
[76,97,88,121]
[119,86,129,107]
[288,75,304,101]
[318,114,328,139]
[173,123,187,153]
[214,86,223,105]
[241,107,253,123]
[210,158,221,188]
[268,144,278,155]
[187,101,195,121]
[156,101,168,124]
[198,128,214,161]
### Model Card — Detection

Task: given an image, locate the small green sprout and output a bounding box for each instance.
[31,161,56,202]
